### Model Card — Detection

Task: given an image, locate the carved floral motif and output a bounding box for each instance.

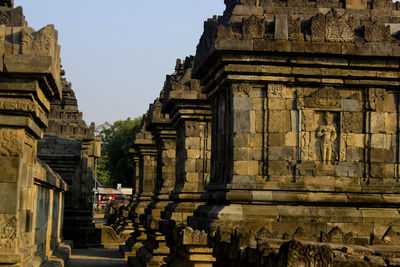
[21,25,57,56]
[0,128,22,157]
[268,84,284,98]
[311,10,354,42]
[0,99,36,112]
[305,87,341,109]
[0,215,17,250]
[242,15,265,39]
[181,227,208,245]
[288,15,303,41]
[364,21,391,43]
[367,88,385,110]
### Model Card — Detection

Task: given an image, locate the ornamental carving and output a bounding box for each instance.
[364,21,391,43]
[21,25,56,56]
[311,13,325,42]
[288,15,303,41]
[0,128,23,157]
[217,25,235,39]
[0,99,36,112]
[242,15,265,39]
[0,215,17,250]
[321,227,354,244]
[325,10,354,42]
[305,87,341,109]
[367,88,385,111]
[181,227,208,245]
[311,10,354,42]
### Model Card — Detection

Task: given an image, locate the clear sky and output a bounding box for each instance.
[17,0,226,126]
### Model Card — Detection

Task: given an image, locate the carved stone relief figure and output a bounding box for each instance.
[317,112,337,164]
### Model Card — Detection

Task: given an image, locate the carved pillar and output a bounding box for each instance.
[121,115,157,259]
[0,19,61,266]
[130,98,176,267]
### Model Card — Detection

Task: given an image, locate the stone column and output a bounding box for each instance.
[131,98,176,267]
[121,114,157,258]
[0,15,61,266]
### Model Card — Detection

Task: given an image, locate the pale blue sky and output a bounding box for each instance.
[18,0,226,126]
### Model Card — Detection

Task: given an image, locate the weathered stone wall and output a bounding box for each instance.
[33,160,70,266]
[0,2,71,266]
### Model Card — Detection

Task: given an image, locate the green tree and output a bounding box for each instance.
[96,117,142,187]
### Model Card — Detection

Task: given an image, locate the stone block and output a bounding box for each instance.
[269,110,291,133]
[274,14,288,40]
[383,93,397,113]
[269,133,284,146]
[284,132,297,147]
[233,96,252,111]
[234,133,250,147]
[282,147,295,160]
[186,137,201,150]
[0,183,17,213]
[230,175,256,187]
[269,146,283,161]
[346,147,360,163]
[234,147,251,161]
[0,157,21,183]
[346,133,364,147]
[268,161,291,176]
[370,149,385,163]
[385,113,397,134]
[370,163,384,178]
[268,98,285,110]
[342,112,363,133]
[254,110,265,133]
[234,111,251,133]
[371,134,386,149]
[360,208,399,223]
[290,110,299,132]
[233,161,259,176]
[249,133,263,147]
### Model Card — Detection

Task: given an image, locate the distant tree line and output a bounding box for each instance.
[96,117,142,187]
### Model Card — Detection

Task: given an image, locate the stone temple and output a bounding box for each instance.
[2,0,400,266]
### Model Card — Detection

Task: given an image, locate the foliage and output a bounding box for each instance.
[96,117,142,187]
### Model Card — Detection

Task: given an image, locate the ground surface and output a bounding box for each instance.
[66,248,128,267]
